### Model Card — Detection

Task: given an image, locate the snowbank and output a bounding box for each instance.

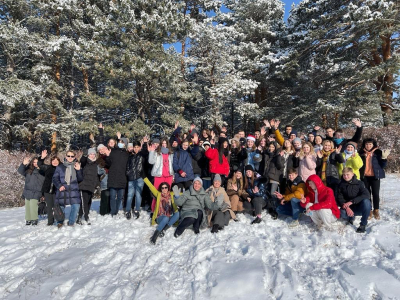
[1,175,400,299]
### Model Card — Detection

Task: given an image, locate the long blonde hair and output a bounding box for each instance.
[300,142,316,157]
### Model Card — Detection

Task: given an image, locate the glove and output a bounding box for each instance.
[382,149,390,159]
[172,185,180,197]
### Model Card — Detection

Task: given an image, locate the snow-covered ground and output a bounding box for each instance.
[1,175,400,300]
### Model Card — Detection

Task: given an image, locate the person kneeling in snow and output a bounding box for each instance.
[206,174,236,233]
[337,167,371,233]
[300,175,340,229]
[173,177,219,237]
[144,178,180,244]
[275,168,307,228]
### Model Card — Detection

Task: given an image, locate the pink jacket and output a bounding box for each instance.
[298,154,317,181]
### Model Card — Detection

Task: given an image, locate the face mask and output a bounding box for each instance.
[118,143,125,149]
[344,150,353,155]
[334,137,344,144]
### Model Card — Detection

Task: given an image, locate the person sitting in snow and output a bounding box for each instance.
[275,168,307,228]
[337,167,371,233]
[300,175,340,229]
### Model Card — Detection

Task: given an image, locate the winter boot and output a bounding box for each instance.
[25,220,32,226]
[373,209,380,220]
[150,230,161,244]
[211,224,219,233]
[368,210,373,220]
[31,220,38,226]
[76,217,83,225]
[251,217,262,224]
[125,211,132,220]
[159,225,171,237]
[356,225,366,233]
[134,210,140,219]
[268,208,278,220]
[57,223,63,229]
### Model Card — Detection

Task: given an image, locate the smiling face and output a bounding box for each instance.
[246,170,253,178]
[182,141,189,151]
[65,151,75,162]
[323,141,332,152]
[346,145,355,153]
[365,142,374,151]
[193,180,202,191]
[288,172,297,181]
[51,157,60,167]
[268,143,276,153]
[247,139,254,148]
[315,136,322,145]
[303,144,311,154]
[235,171,242,179]
[213,180,221,188]
[343,171,353,182]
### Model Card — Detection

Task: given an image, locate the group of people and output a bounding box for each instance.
[18,118,390,244]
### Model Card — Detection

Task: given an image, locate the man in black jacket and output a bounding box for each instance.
[337,167,371,233]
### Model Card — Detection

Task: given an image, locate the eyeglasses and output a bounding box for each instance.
[66,155,75,158]
[161,187,168,190]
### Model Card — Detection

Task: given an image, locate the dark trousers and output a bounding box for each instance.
[363,176,380,210]
[340,199,371,226]
[211,210,230,228]
[79,190,93,220]
[175,209,203,235]
[243,197,266,216]
[100,189,111,215]
[44,192,55,225]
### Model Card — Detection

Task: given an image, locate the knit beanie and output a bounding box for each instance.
[193,177,203,186]
[88,148,96,155]
[245,165,254,172]
[213,174,222,183]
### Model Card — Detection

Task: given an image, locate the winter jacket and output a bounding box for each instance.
[206,186,236,226]
[148,151,174,177]
[144,178,178,225]
[205,148,230,176]
[300,175,340,219]
[79,157,100,193]
[98,166,108,191]
[229,148,247,173]
[226,177,248,199]
[263,148,284,182]
[18,164,45,200]
[333,126,363,150]
[281,151,299,179]
[246,177,268,200]
[283,176,306,202]
[174,185,219,225]
[105,148,129,189]
[336,152,363,179]
[189,144,202,175]
[37,158,56,194]
[173,147,195,183]
[316,151,342,185]
[296,154,317,181]
[52,164,83,206]
[126,152,146,181]
[197,148,211,177]
[244,149,262,170]
[359,148,386,180]
[336,175,370,208]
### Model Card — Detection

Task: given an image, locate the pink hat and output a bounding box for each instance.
[247,135,256,142]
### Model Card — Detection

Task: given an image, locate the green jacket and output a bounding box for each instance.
[174,185,218,227]
[144,178,178,225]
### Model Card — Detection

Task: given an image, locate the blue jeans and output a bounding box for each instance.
[156,212,180,231]
[58,204,80,225]
[340,199,371,226]
[109,188,125,215]
[276,198,305,220]
[126,178,144,212]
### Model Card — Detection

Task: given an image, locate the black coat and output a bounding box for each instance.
[79,157,100,193]
[189,144,202,175]
[126,151,146,181]
[37,158,57,194]
[316,152,342,184]
[105,148,129,189]
[263,150,284,182]
[336,175,370,207]
[359,148,386,179]
[229,147,247,173]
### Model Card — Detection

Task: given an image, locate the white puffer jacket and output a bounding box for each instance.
[148,151,174,177]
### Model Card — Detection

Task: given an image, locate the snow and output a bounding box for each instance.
[1,175,400,299]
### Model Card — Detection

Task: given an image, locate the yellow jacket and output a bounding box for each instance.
[144,178,178,225]
[337,153,363,179]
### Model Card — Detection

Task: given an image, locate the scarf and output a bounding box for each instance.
[161,147,169,154]
[282,150,293,178]
[158,193,173,217]
[334,137,344,145]
[363,148,376,176]
[63,160,76,185]
[320,149,333,183]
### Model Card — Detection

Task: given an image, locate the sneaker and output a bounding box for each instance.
[26,221,32,226]
[356,225,366,233]
[125,211,132,220]
[288,220,299,228]
[251,217,262,224]
[134,211,140,219]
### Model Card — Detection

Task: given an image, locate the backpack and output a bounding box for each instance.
[38,201,47,216]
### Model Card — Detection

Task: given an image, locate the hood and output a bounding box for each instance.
[306,174,326,193]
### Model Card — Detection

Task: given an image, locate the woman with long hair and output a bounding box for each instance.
[295,142,317,181]
[18,155,45,225]
[205,137,230,187]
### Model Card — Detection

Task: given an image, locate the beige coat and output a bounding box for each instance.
[206,186,236,226]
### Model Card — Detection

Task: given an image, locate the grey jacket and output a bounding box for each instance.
[148,151,174,177]
[18,164,45,200]
[174,185,219,227]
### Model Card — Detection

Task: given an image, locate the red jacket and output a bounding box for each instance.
[205,148,230,176]
[300,174,340,219]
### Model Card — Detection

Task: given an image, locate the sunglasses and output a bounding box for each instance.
[66,155,75,158]
[161,186,168,190]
